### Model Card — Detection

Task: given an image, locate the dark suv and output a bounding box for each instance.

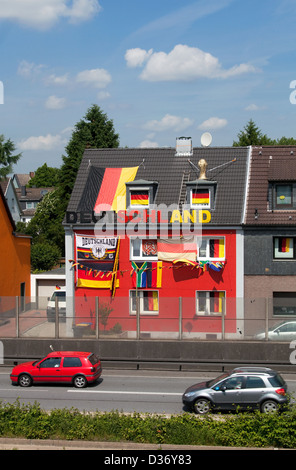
[182,367,288,414]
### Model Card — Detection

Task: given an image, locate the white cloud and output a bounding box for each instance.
[125,48,153,68]
[139,140,159,148]
[45,95,66,110]
[0,0,101,30]
[144,114,193,132]
[198,117,228,130]
[125,44,258,82]
[76,68,112,88]
[45,73,69,86]
[18,133,67,151]
[17,60,45,78]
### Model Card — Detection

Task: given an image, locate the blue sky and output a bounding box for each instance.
[1,0,296,173]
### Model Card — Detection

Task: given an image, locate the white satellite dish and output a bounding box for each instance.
[201,132,212,147]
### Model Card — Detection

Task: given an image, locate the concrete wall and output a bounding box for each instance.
[2,338,295,372]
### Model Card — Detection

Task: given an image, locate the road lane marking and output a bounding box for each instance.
[67,390,181,396]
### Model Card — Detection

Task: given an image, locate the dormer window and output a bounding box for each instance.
[269,182,296,210]
[126,179,158,209]
[186,180,216,210]
[275,184,292,208]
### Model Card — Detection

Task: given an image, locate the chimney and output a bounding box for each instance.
[175,136,192,156]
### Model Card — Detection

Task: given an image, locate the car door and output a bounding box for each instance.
[60,356,83,384]
[240,376,266,408]
[36,357,62,383]
[210,376,245,410]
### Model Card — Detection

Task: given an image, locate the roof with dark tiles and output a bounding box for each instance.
[244,146,296,226]
[66,145,250,226]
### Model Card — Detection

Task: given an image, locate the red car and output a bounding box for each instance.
[10,351,102,388]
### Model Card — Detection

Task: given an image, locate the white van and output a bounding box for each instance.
[46,289,66,322]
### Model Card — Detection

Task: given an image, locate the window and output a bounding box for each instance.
[196,291,225,315]
[275,184,292,208]
[130,290,159,314]
[130,238,158,260]
[63,357,82,367]
[39,357,61,368]
[273,237,295,259]
[198,238,225,260]
[273,292,296,316]
[245,377,265,389]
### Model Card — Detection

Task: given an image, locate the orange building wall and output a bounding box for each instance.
[0,192,31,309]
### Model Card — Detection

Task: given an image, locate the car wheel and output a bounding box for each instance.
[18,374,32,387]
[193,398,211,415]
[73,375,87,388]
[260,400,279,414]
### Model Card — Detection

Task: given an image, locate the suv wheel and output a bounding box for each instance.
[193,398,211,414]
[261,400,279,414]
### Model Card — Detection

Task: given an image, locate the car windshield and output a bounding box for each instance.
[50,291,66,301]
[207,373,229,388]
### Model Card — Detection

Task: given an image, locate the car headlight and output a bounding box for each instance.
[183,391,197,398]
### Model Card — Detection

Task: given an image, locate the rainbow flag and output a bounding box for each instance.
[93,166,139,213]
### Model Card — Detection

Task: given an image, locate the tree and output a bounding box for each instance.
[59,104,120,203]
[31,242,61,272]
[233,119,273,146]
[27,163,60,187]
[0,134,21,179]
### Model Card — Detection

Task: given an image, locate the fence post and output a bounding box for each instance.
[265,297,269,341]
[55,295,59,339]
[136,295,140,340]
[179,297,182,340]
[16,296,19,338]
[95,297,99,339]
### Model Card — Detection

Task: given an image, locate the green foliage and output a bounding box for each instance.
[233,119,296,147]
[31,242,61,272]
[27,163,60,188]
[1,400,296,448]
[0,134,21,179]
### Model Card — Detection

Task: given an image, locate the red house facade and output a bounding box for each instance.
[64,140,249,339]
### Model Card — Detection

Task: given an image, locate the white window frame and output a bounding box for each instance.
[197,237,225,261]
[130,238,158,261]
[196,290,226,316]
[129,290,159,315]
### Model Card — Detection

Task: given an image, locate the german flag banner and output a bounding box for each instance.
[75,235,119,289]
[93,166,139,213]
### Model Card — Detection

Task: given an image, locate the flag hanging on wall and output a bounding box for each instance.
[157,237,197,262]
[209,239,225,258]
[131,261,162,288]
[75,235,120,289]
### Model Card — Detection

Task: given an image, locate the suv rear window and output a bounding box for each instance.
[88,354,99,365]
[268,374,285,387]
[63,357,82,367]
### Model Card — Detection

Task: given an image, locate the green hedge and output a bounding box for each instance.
[1,400,296,448]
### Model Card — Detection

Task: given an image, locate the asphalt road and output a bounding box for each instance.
[0,367,296,414]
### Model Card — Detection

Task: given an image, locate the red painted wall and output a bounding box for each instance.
[73,229,237,335]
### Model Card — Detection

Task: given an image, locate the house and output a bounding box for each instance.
[0,177,22,223]
[0,185,31,314]
[12,173,54,223]
[244,146,296,336]
[64,138,250,339]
